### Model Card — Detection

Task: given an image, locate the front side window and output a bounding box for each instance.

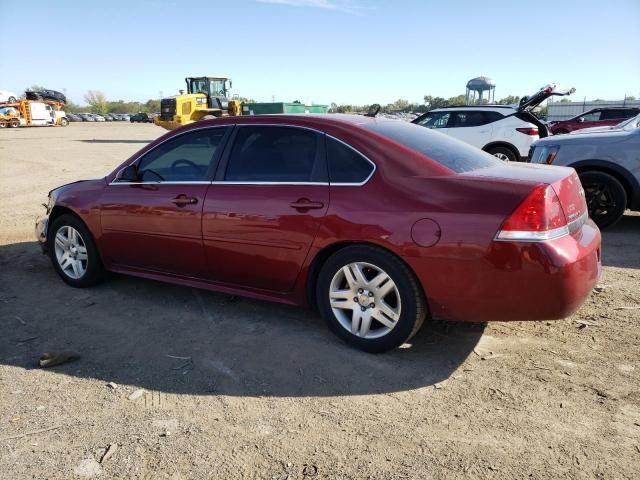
[580,110,601,122]
[326,137,374,184]
[414,111,451,129]
[224,126,324,182]
[136,128,228,182]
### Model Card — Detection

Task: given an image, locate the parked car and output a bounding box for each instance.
[569,113,640,134]
[25,89,67,104]
[530,115,640,228]
[549,107,640,135]
[78,113,95,122]
[130,112,152,123]
[36,115,600,352]
[65,113,82,122]
[0,90,19,103]
[93,114,106,122]
[412,84,575,162]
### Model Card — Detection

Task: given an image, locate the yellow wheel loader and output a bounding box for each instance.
[155,76,242,130]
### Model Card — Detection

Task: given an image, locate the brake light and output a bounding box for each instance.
[516,127,539,136]
[496,185,569,241]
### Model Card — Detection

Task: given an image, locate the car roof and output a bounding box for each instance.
[427,105,516,113]
[190,113,385,131]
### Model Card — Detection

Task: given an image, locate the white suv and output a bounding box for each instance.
[412,84,575,162]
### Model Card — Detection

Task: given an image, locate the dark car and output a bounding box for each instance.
[130,112,152,123]
[550,107,640,135]
[530,114,640,228]
[35,115,600,352]
[25,89,67,104]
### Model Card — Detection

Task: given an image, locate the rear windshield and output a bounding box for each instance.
[364,121,500,173]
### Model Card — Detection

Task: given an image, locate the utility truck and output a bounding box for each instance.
[0,99,68,128]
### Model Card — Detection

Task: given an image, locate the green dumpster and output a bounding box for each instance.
[242,102,329,115]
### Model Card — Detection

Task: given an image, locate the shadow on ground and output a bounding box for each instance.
[601,213,640,269]
[77,139,153,144]
[0,242,483,397]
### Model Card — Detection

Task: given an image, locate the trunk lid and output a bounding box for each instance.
[513,84,576,138]
[517,84,576,112]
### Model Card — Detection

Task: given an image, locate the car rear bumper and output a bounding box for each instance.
[411,219,601,322]
[35,215,49,253]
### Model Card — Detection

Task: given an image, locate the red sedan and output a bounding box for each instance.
[36,115,601,352]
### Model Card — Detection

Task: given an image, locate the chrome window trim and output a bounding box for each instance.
[109,181,212,186]
[110,122,378,188]
[211,181,329,186]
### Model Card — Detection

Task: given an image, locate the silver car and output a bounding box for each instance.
[530,114,640,228]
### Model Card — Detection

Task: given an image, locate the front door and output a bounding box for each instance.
[202,125,329,292]
[100,127,230,277]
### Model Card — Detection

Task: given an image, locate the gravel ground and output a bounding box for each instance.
[0,123,639,479]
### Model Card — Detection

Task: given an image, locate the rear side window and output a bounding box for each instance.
[365,121,500,173]
[601,109,636,120]
[450,111,492,128]
[225,126,325,182]
[326,136,374,184]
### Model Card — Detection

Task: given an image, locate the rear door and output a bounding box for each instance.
[202,125,329,292]
[443,110,497,148]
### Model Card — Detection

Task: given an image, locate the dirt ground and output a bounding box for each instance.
[1,123,639,479]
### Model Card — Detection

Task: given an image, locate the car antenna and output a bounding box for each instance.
[365,104,381,117]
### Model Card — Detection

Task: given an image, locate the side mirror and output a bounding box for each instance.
[577,117,585,123]
[118,165,138,182]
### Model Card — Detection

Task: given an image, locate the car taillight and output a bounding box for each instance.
[516,127,539,136]
[496,185,569,241]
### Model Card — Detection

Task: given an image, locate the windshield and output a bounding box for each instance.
[618,114,640,131]
[189,78,227,97]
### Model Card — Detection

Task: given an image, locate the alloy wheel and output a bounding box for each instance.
[492,152,510,161]
[584,182,616,220]
[54,225,88,279]
[329,262,401,339]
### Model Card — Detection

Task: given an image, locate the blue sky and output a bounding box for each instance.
[1,0,639,105]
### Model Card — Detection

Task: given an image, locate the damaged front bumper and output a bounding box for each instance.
[35,214,49,253]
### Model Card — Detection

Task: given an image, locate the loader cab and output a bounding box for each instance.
[185,77,232,110]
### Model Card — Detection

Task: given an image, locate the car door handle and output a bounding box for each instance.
[290,198,325,211]
[172,195,198,206]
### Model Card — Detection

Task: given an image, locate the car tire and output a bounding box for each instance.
[316,245,427,353]
[9,119,19,128]
[8,96,16,103]
[48,214,106,287]
[0,120,6,128]
[579,171,627,229]
[487,146,518,162]
[59,117,69,127]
